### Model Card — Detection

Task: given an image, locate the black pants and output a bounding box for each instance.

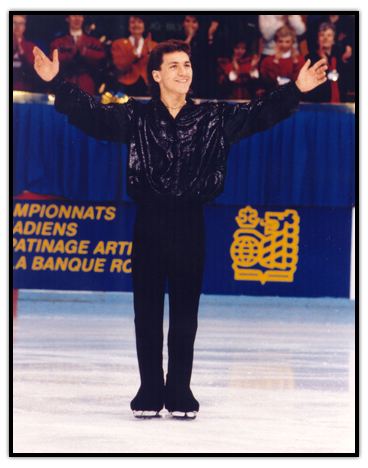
[131,203,206,411]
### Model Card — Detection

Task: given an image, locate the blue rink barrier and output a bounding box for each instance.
[13,200,352,298]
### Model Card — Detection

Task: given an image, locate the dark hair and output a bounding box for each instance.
[223,38,247,60]
[129,14,150,32]
[147,39,191,99]
[183,14,201,23]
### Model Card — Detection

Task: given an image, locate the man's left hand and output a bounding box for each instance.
[295,58,328,93]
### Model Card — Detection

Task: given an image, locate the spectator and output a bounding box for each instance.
[303,22,346,103]
[304,14,354,57]
[217,39,260,100]
[258,15,306,63]
[49,15,106,95]
[13,15,37,91]
[111,15,157,96]
[303,14,355,102]
[260,25,305,95]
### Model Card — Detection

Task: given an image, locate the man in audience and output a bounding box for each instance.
[49,15,106,95]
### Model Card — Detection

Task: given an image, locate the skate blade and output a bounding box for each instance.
[133,410,162,419]
[170,411,197,420]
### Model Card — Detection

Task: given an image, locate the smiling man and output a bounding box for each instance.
[33,38,327,419]
[150,49,192,113]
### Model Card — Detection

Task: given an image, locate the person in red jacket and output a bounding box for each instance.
[260,25,305,95]
[111,15,157,96]
[217,40,261,100]
[49,15,106,95]
[13,15,37,91]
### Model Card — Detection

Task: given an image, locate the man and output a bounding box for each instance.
[13,15,37,91]
[50,15,106,95]
[33,39,327,419]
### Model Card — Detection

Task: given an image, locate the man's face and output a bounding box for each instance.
[183,16,199,35]
[67,15,84,31]
[276,36,294,54]
[318,29,335,50]
[13,15,26,38]
[153,51,193,97]
[129,16,145,36]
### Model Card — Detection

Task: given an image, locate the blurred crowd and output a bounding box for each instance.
[13,14,356,103]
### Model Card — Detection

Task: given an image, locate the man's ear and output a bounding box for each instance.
[152,70,161,83]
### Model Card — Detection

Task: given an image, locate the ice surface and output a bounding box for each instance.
[12,291,356,455]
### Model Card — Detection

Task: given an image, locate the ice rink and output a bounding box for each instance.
[12,290,356,455]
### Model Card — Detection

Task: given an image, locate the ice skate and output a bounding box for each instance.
[133,410,162,419]
[170,411,197,420]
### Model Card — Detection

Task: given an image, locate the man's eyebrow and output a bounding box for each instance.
[167,60,191,65]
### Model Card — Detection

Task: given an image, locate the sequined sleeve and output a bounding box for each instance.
[50,75,134,143]
[223,81,303,146]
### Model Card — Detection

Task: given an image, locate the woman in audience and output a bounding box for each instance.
[258,15,306,64]
[303,22,347,103]
[111,15,157,96]
[217,39,260,99]
[260,25,305,95]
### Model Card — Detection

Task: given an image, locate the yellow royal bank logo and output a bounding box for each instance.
[230,206,300,285]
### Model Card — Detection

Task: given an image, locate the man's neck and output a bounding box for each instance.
[160,91,187,118]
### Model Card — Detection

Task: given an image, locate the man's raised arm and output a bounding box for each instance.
[32,46,132,144]
[223,57,328,147]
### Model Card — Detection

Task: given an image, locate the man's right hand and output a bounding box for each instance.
[33,46,59,82]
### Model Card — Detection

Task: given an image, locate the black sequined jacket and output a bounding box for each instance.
[51,76,302,205]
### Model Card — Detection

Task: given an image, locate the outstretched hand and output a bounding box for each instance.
[33,46,59,82]
[295,58,328,93]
